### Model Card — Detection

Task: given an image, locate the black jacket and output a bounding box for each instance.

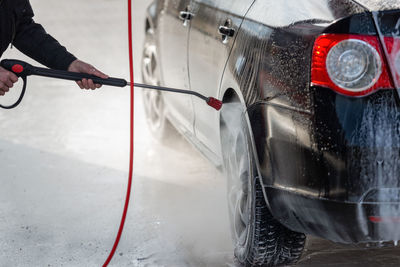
[0,0,76,70]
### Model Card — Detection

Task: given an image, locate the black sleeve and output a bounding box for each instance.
[12,0,77,70]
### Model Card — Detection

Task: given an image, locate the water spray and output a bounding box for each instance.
[0,59,223,111]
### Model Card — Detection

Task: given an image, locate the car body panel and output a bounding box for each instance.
[220,0,365,195]
[146,0,400,243]
[229,4,400,242]
[157,0,195,133]
[188,0,255,157]
[220,0,400,243]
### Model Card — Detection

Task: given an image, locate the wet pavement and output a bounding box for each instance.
[0,0,399,266]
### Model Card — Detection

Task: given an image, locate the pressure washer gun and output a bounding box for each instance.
[0,59,222,110]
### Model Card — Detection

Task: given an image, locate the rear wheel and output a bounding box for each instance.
[221,102,306,266]
[141,27,173,141]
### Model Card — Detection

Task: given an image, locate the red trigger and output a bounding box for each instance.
[12,64,24,74]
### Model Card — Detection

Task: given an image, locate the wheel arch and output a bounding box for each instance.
[219,86,272,209]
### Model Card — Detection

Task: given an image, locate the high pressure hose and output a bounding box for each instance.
[102,0,134,265]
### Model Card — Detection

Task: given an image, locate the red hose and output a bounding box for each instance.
[102,0,134,265]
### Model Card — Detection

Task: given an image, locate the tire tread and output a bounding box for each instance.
[244,179,306,267]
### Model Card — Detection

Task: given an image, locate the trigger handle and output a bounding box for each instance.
[0,76,28,109]
[0,59,34,77]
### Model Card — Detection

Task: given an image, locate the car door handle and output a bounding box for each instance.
[218,26,235,37]
[179,11,194,26]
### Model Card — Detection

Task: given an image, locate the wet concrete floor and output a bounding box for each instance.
[0,0,399,266]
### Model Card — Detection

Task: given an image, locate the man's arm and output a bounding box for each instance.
[11,0,107,90]
[12,1,76,71]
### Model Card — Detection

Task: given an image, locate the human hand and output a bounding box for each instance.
[67,59,109,90]
[0,66,19,96]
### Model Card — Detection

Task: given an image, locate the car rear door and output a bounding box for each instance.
[158,0,194,133]
[188,0,255,156]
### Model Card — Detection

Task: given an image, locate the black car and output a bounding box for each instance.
[140,0,400,266]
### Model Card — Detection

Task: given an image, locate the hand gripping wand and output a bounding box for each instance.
[0,59,223,111]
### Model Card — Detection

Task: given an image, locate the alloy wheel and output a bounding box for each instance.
[141,31,165,135]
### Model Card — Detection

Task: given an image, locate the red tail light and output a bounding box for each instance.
[311,34,394,96]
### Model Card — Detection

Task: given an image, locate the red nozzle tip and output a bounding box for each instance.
[207,97,223,111]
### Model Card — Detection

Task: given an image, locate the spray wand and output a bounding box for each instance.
[0,59,222,111]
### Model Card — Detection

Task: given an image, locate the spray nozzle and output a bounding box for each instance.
[207,97,223,111]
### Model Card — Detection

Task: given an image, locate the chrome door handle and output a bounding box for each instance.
[179,11,194,26]
[218,26,235,37]
[218,25,235,44]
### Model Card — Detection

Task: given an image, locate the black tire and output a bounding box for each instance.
[220,102,306,267]
[141,27,174,142]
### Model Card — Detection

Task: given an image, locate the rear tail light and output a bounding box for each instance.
[311,34,394,96]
